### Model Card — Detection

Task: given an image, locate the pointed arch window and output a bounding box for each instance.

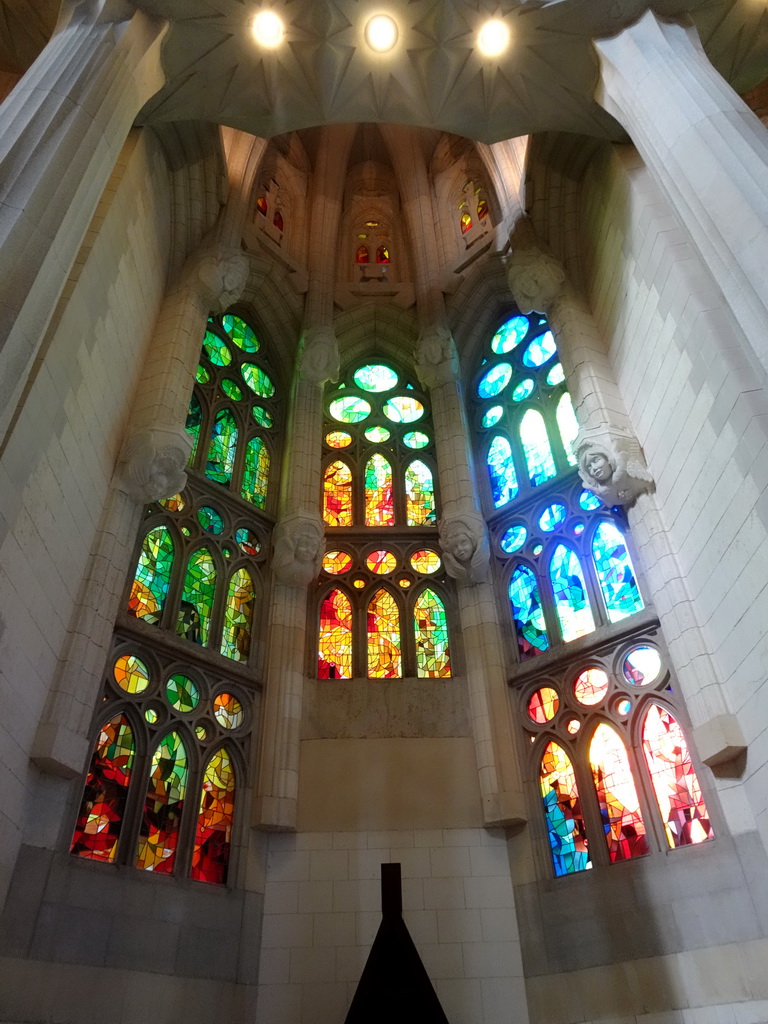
[220,568,255,662]
[319,589,353,679]
[191,748,237,884]
[550,543,595,642]
[128,526,174,624]
[71,714,135,863]
[590,722,648,862]
[414,588,451,677]
[136,731,189,873]
[356,244,370,264]
[539,740,590,876]
[368,589,401,678]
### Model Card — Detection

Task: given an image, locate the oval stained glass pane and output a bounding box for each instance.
[527,686,559,724]
[405,460,436,526]
[491,315,529,354]
[366,550,397,574]
[481,405,503,428]
[414,588,451,677]
[329,396,371,423]
[222,314,259,353]
[166,674,200,713]
[221,379,243,401]
[235,527,261,557]
[487,436,519,507]
[579,489,602,511]
[403,431,430,449]
[177,548,216,647]
[522,330,557,367]
[512,379,535,402]
[252,406,273,429]
[323,551,353,574]
[383,396,424,423]
[196,364,210,384]
[556,393,579,466]
[551,545,595,642]
[214,693,244,729]
[364,425,391,442]
[129,526,174,624]
[323,461,352,527]
[410,550,441,574]
[520,410,556,487]
[365,454,395,527]
[623,646,661,686]
[114,654,150,694]
[367,589,401,678]
[206,410,238,484]
[197,506,224,534]
[144,708,158,724]
[136,732,188,873]
[242,437,270,510]
[500,525,527,553]
[221,568,254,662]
[203,330,232,366]
[319,589,353,678]
[353,364,399,392]
[540,741,591,876]
[71,714,134,863]
[593,523,644,622]
[509,565,549,659]
[326,430,352,448]
[158,493,185,512]
[546,363,565,386]
[191,747,236,885]
[642,704,714,848]
[615,697,632,716]
[573,668,609,706]
[539,504,567,532]
[477,363,512,399]
[241,364,275,398]
[589,724,649,862]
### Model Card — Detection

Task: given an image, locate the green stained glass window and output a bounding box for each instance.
[221,379,243,401]
[403,431,429,449]
[185,393,203,464]
[221,568,254,662]
[158,493,185,512]
[197,506,224,534]
[166,674,199,713]
[367,589,401,678]
[540,741,591,876]
[556,393,579,466]
[129,526,174,624]
[252,406,273,429]
[491,315,528,353]
[365,425,391,442]
[136,732,188,873]
[592,522,643,622]
[405,460,436,525]
[71,714,134,863]
[330,396,371,423]
[522,330,557,367]
[487,436,519,507]
[203,330,232,366]
[550,544,595,642]
[222,314,259,352]
[235,527,261,557]
[206,410,238,485]
[353,364,399,392]
[242,437,270,509]
[478,362,513,399]
[589,724,648,862]
[414,588,450,677]
[383,396,424,423]
[509,565,549,659]
[241,364,275,398]
[481,406,503,428]
[520,410,556,487]
[191,748,236,885]
[365,454,395,526]
[319,589,353,678]
[196,364,210,384]
[177,548,216,647]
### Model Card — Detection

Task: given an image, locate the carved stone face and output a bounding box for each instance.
[585,450,613,484]
[294,528,318,562]
[448,530,474,563]
[508,253,565,314]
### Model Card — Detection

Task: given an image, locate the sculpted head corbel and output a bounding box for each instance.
[506,245,566,316]
[416,324,459,390]
[439,512,491,585]
[298,325,340,386]
[121,426,192,503]
[575,426,654,508]
[272,512,325,586]
[193,247,250,313]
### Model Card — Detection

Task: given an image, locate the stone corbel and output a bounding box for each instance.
[189,246,250,314]
[692,714,747,779]
[439,512,491,586]
[575,425,654,508]
[505,235,566,315]
[415,324,459,390]
[119,425,192,503]
[272,511,325,587]
[297,325,340,386]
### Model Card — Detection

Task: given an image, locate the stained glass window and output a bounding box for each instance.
[520,410,556,487]
[186,393,203,463]
[487,436,519,507]
[405,461,436,525]
[590,723,648,862]
[128,526,174,624]
[177,548,216,646]
[206,409,238,485]
[509,565,549,659]
[136,732,188,873]
[592,523,644,622]
[356,245,369,264]
[368,589,401,678]
[323,460,353,526]
[414,589,451,677]
[550,544,595,642]
[319,589,353,678]
[242,436,270,509]
[540,741,590,876]
[556,393,579,467]
[220,568,254,662]
[71,715,134,863]
[365,454,395,526]
[191,748,236,884]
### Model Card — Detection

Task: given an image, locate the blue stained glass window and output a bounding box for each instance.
[539,504,567,532]
[579,489,601,511]
[540,740,591,876]
[592,522,644,622]
[512,379,535,402]
[481,405,504,428]
[509,565,549,659]
[550,544,595,642]
[546,363,565,386]
[500,525,527,553]
[522,331,557,367]
[487,436,519,507]
[478,363,513,399]
[491,315,529,354]
[520,410,556,487]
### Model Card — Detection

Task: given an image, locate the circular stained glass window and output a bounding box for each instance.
[398,577,411,588]
[512,379,534,402]
[353,364,399,392]
[573,668,609,706]
[538,504,567,532]
[235,527,261,556]
[522,330,557,367]
[197,506,224,534]
[195,724,207,741]
[114,654,150,694]
[546,363,565,386]
[573,522,585,537]
[222,314,259,352]
[241,364,275,398]
[252,406,273,429]
[166,674,200,713]
[481,405,503,428]
[477,363,512,399]
[365,425,391,442]
[213,693,244,729]
[566,717,581,735]
[323,550,353,574]
[527,686,559,724]
[222,546,232,558]
[532,543,543,556]
[366,550,397,574]
[203,331,232,366]
[579,489,602,511]
[500,525,527,553]
[158,493,185,512]
[352,577,366,589]
[403,431,429,449]
[383,397,424,423]
[221,379,243,401]
[181,526,190,537]
[326,430,352,448]
[144,708,159,724]
[491,315,529,354]
[195,364,210,384]
[330,396,371,423]
[410,550,441,573]
[623,646,661,686]
[615,697,632,716]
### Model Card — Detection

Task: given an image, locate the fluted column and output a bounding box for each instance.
[0,0,168,446]
[594,11,768,379]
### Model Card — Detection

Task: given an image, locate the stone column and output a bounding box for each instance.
[507,225,746,776]
[594,11,768,379]
[0,0,168,446]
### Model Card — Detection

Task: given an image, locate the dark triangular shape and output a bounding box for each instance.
[345,864,450,1024]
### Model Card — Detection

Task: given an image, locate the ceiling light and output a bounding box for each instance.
[477,18,510,58]
[365,14,398,53]
[252,10,284,47]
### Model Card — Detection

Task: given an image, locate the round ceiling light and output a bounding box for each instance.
[477,18,510,58]
[252,10,284,47]
[365,14,399,53]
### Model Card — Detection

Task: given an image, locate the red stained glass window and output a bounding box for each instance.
[460,212,472,234]
[589,723,649,862]
[273,210,284,231]
[191,748,236,884]
[136,731,188,873]
[367,589,401,678]
[256,196,268,216]
[356,245,369,264]
[71,714,134,863]
[319,589,353,678]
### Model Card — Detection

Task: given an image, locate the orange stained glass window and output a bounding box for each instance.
[323,460,353,526]
[589,723,649,862]
[376,244,390,263]
[191,747,236,884]
[220,568,254,662]
[414,588,450,677]
[641,704,714,849]
[477,196,489,220]
[365,454,395,526]
[318,589,353,678]
[136,731,188,873]
[256,196,268,216]
[460,212,472,234]
[367,589,401,678]
[356,245,369,264]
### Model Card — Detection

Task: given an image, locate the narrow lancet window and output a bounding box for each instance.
[206,409,238,485]
[318,589,353,678]
[414,588,451,677]
[220,568,254,662]
[323,460,353,527]
[368,589,401,678]
[487,436,519,507]
[592,523,644,622]
[590,723,649,862]
[129,526,174,624]
[242,436,270,508]
[136,731,188,873]
[191,747,236,884]
[550,544,595,642]
[365,453,395,526]
[405,460,436,525]
[540,740,591,876]
[71,714,135,863]
[509,565,549,659]
[520,409,556,487]
[556,393,579,466]
[177,548,216,647]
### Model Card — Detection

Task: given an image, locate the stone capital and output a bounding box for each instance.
[415,324,459,390]
[506,244,566,315]
[272,512,325,586]
[120,425,192,503]
[188,247,250,314]
[575,425,654,508]
[439,512,491,585]
[298,325,340,386]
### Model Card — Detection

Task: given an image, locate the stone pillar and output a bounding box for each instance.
[0,0,168,446]
[594,11,768,378]
[507,224,746,776]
